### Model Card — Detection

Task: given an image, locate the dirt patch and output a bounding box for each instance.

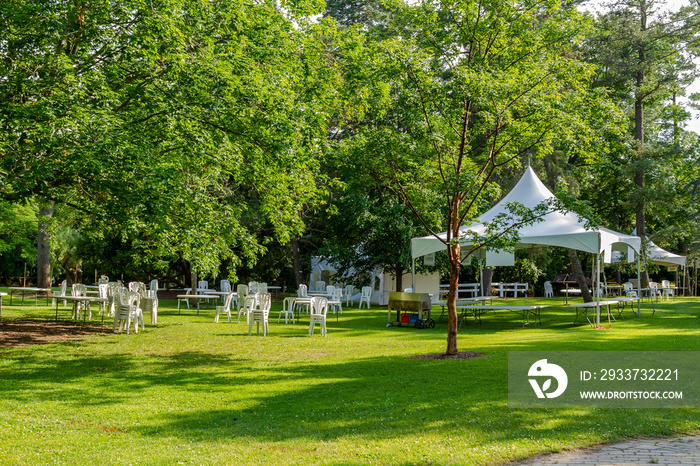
[0,320,111,349]
[412,351,486,360]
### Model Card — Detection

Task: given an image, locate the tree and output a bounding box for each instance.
[338,0,606,354]
[0,0,340,280]
[582,0,700,287]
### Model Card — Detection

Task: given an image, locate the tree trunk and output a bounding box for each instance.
[635,2,650,290]
[446,243,460,355]
[181,256,191,288]
[482,267,493,296]
[37,200,54,290]
[292,235,303,288]
[60,255,81,285]
[395,262,403,292]
[681,241,691,296]
[446,196,461,355]
[568,249,592,302]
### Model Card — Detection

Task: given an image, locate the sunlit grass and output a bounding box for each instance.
[0,290,698,465]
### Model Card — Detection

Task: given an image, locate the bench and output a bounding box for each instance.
[491,282,529,298]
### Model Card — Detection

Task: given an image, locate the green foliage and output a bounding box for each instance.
[336,0,606,240]
[0,201,37,283]
[0,0,339,277]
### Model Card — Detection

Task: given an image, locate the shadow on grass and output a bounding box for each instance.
[0,298,698,455]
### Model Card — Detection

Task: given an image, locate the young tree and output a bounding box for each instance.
[339,0,608,354]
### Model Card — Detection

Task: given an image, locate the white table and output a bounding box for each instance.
[176,294,213,315]
[613,296,642,317]
[435,296,496,322]
[56,296,108,322]
[267,286,281,299]
[460,304,548,328]
[603,284,623,297]
[9,287,52,306]
[203,291,237,307]
[567,300,620,327]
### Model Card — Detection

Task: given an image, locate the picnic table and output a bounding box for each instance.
[9,287,52,306]
[459,303,548,328]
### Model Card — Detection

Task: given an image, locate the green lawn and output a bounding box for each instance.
[0,292,698,465]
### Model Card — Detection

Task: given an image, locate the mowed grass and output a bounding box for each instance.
[0,291,698,465]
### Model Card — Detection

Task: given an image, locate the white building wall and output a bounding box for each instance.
[381,271,440,305]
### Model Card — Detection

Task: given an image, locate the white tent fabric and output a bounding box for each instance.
[411,167,642,259]
[612,237,686,268]
[646,240,686,268]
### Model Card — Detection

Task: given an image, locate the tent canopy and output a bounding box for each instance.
[411,167,642,260]
[645,240,686,268]
[612,237,686,268]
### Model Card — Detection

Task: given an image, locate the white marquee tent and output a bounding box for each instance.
[612,233,687,294]
[410,166,643,325]
[612,236,686,268]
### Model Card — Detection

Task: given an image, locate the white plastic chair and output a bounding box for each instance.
[544,281,553,298]
[623,282,637,298]
[359,286,372,309]
[178,288,191,312]
[98,283,110,317]
[648,282,661,301]
[146,279,159,324]
[198,280,212,304]
[71,284,88,320]
[214,292,236,323]
[661,280,674,301]
[249,293,271,336]
[278,297,296,324]
[113,288,143,334]
[220,279,232,292]
[133,281,158,324]
[258,282,268,293]
[107,282,121,316]
[315,280,326,292]
[248,281,259,294]
[294,284,312,314]
[327,287,343,316]
[326,285,336,297]
[52,280,68,308]
[238,294,256,324]
[236,284,248,311]
[343,285,356,306]
[309,296,329,337]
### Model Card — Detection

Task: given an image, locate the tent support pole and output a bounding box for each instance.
[479,259,483,297]
[412,258,415,291]
[596,252,601,327]
[637,254,641,316]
